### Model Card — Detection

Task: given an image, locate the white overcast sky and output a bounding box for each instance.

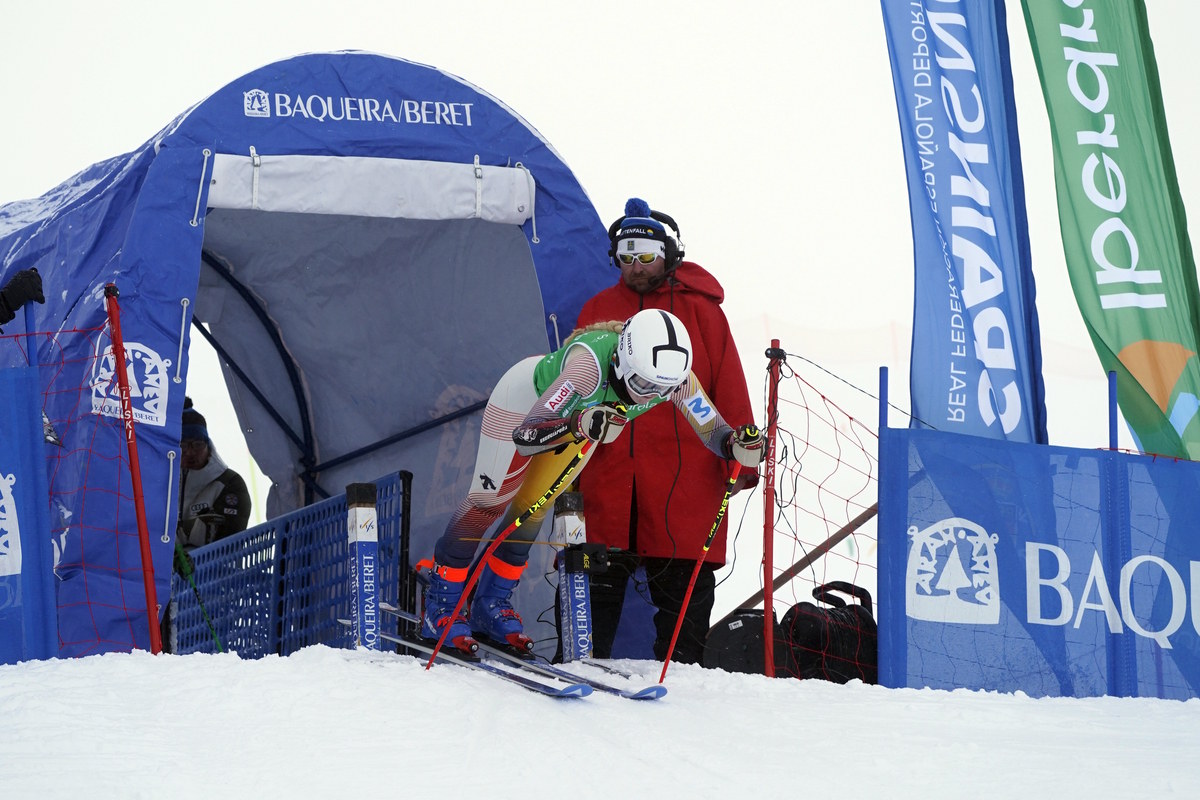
[3,0,1198,489]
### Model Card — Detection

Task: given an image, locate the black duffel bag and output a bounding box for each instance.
[778,581,877,684]
[703,607,777,675]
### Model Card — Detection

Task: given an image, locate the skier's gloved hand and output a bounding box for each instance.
[0,268,45,325]
[724,424,765,468]
[570,403,628,445]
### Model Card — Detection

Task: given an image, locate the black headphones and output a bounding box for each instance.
[607,208,685,271]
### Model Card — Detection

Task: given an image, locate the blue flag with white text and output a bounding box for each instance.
[880,0,1047,442]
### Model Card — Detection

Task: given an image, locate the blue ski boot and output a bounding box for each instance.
[470,555,534,654]
[417,559,478,655]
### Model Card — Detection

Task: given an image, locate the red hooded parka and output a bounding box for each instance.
[574,260,756,565]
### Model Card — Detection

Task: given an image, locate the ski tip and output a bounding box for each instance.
[558,683,594,698]
[627,684,668,700]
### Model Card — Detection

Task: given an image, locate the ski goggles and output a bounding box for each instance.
[625,372,678,399]
[617,252,661,266]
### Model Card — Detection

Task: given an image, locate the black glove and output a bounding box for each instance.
[724,424,765,468]
[570,403,628,444]
[174,544,196,578]
[0,268,45,325]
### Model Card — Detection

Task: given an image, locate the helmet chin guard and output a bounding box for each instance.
[614,309,692,399]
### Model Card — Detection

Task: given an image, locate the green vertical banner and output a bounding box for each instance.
[1023,0,1200,458]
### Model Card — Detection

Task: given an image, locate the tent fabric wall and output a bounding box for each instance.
[0,51,613,657]
[0,367,58,664]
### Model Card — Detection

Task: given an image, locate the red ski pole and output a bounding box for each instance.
[426,439,595,668]
[659,461,743,683]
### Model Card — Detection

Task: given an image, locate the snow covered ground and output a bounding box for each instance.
[3,645,1197,800]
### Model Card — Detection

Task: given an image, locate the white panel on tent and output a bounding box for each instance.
[208,153,535,224]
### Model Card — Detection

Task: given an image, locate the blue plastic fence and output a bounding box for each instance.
[172,471,413,657]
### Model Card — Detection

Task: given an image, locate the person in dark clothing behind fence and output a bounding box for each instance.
[166,398,251,652]
[178,397,251,549]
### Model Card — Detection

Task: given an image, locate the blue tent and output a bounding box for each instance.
[0,51,612,658]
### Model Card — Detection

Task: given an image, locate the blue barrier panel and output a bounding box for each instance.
[879,426,1200,699]
[0,367,58,664]
[174,471,411,658]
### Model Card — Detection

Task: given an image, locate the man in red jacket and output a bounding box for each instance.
[573,198,758,664]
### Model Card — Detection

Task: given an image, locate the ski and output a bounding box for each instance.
[338,619,591,698]
[475,640,667,701]
[386,631,593,698]
[379,603,664,700]
[577,658,637,681]
[379,601,421,625]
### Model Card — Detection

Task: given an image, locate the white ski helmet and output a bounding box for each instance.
[614,309,693,399]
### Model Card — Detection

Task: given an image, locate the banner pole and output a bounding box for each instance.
[1108,371,1118,450]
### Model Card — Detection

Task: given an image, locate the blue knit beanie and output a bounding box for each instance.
[612,198,670,254]
[181,398,209,444]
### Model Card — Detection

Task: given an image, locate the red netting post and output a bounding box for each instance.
[103,284,163,654]
[763,340,785,677]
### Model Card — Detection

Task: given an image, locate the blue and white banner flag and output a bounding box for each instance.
[881,0,1047,442]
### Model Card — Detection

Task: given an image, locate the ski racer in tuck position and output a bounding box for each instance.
[418,307,764,656]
